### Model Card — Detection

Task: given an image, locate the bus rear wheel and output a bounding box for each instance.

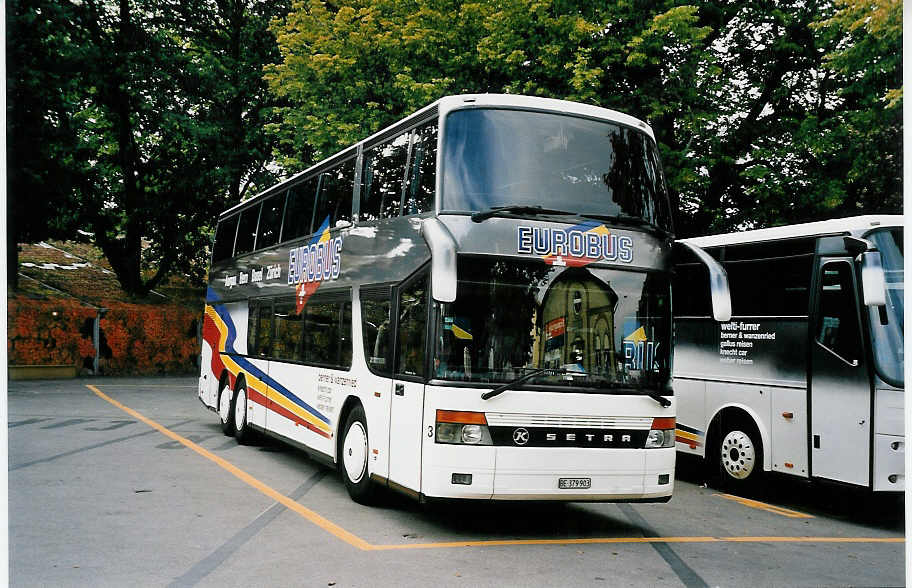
[218,381,234,436]
[715,417,763,491]
[340,405,376,504]
[233,385,253,445]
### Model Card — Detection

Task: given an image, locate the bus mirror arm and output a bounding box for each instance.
[844,237,887,307]
[675,241,732,322]
[421,218,458,303]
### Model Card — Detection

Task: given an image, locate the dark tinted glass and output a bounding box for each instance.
[726,255,813,316]
[817,261,861,363]
[396,274,428,377]
[434,259,671,391]
[361,296,392,376]
[212,215,238,262]
[273,299,303,361]
[672,263,711,317]
[361,132,410,221]
[301,300,352,368]
[442,109,672,231]
[256,194,285,250]
[314,159,355,231]
[404,123,438,215]
[235,204,260,256]
[283,176,319,242]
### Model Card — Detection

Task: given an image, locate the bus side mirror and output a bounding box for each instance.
[860,250,887,307]
[675,241,732,322]
[421,218,458,303]
[844,236,887,307]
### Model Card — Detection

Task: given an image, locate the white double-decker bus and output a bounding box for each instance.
[199,94,728,503]
[673,216,904,493]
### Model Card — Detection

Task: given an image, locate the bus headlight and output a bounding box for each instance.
[645,417,675,448]
[436,410,493,446]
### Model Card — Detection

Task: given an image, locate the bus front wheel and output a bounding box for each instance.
[340,405,376,504]
[715,417,763,491]
[218,381,234,436]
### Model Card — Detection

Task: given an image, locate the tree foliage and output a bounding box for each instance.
[266,0,902,236]
[8,0,289,296]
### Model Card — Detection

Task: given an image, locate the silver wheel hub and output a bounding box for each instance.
[721,430,756,480]
[342,422,368,484]
[219,386,232,423]
[234,388,247,432]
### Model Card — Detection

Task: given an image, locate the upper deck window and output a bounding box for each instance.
[442,108,672,232]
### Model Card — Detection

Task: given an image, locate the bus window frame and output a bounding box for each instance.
[360,284,395,378]
[436,106,669,224]
[390,263,436,384]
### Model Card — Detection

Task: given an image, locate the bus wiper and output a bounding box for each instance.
[579,213,668,236]
[644,390,672,408]
[471,205,577,223]
[480,367,571,400]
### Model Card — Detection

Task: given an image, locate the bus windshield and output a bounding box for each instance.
[867,228,904,387]
[442,108,672,232]
[433,258,671,393]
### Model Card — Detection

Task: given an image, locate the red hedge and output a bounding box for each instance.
[8,299,201,376]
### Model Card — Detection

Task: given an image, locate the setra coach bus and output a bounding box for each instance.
[673,216,904,493]
[198,94,730,504]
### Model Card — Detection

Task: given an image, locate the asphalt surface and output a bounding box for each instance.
[7,377,906,587]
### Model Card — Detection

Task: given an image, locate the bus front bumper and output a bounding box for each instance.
[422,446,674,501]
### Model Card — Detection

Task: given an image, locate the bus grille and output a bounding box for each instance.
[484,413,653,430]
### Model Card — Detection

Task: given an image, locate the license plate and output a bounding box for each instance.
[558,477,591,490]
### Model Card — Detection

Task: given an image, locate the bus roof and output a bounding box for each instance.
[680,215,904,248]
[219,94,655,219]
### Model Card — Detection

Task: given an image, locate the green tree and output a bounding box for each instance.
[7,0,89,289]
[7,0,289,297]
[266,0,902,237]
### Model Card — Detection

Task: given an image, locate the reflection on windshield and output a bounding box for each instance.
[434,259,671,391]
[442,108,672,231]
[867,229,904,387]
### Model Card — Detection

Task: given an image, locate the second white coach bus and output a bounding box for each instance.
[673,215,904,493]
[198,94,729,504]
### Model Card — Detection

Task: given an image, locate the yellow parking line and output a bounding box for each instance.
[87,385,373,551]
[89,385,902,551]
[714,493,814,518]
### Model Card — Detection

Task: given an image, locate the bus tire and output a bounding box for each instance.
[340,405,376,504]
[233,384,253,445]
[715,416,763,491]
[218,380,235,437]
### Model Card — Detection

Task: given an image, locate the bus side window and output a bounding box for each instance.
[314,158,355,230]
[235,203,261,256]
[272,298,303,361]
[361,294,392,376]
[671,262,710,317]
[253,299,274,358]
[361,132,410,222]
[212,214,239,263]
[403,123,438,215]
[256,193,285,250]
[726,254,813,316]
[301,300,351,368]
[396,273,428,377]
[816,262,861,364]
[283,176,320,242]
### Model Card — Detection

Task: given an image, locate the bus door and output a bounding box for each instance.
[387,273,429,494]
[810,258,871,486]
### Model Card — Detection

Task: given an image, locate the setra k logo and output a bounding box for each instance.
[512,427,530,446]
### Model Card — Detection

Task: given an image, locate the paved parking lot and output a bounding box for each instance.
[8,377,905,587]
